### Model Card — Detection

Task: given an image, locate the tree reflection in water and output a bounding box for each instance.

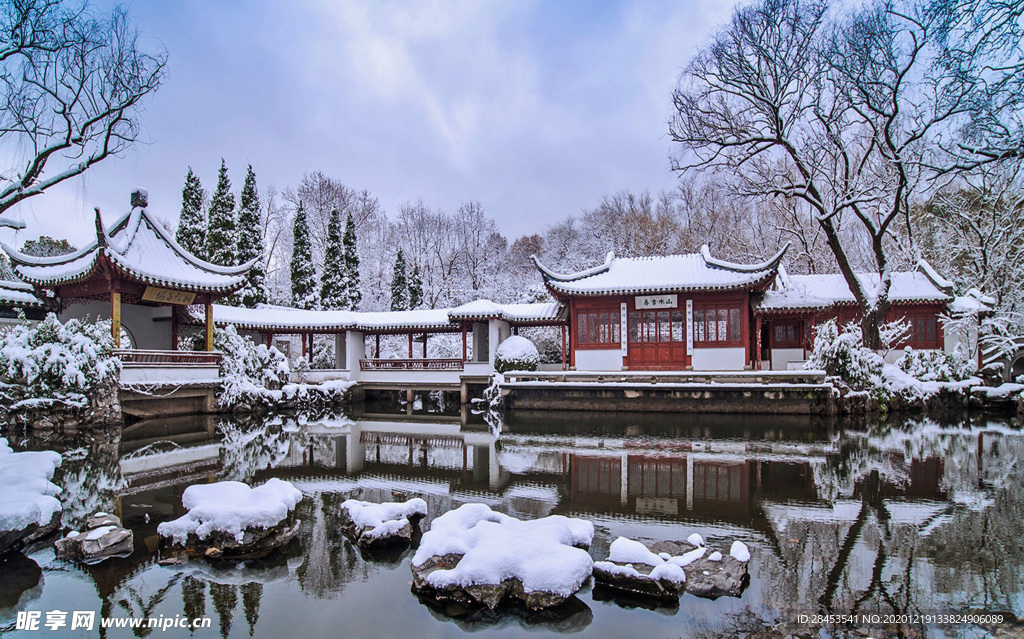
[2,411,1023,637]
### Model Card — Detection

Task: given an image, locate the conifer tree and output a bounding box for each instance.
[291,202,318,309]
[235,164,267,308]
[176,167,206,258]
[204,159,237,266]
[319,209,346,310]
[342,212,361,311]
[408,263,423,309]
[390,249,409,311]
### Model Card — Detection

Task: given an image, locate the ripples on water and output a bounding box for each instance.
[1,409,1022,638]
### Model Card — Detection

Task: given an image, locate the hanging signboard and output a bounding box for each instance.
[635,294,678,309]
[142,286,196,305]
[686,299,693,355]
[620,302,628,355]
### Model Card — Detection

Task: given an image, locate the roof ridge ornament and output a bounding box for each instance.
[701,243,790,273]
[531,250,615,282]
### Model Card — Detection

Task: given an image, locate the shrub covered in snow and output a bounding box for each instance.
[897,346,976,382]
[0,313,119,405]
[494,335,540,373]
[214,325,290,409]
[806,319,885,391]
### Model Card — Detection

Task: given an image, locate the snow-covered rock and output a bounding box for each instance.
[0,439,62,556]
[158,478,302,560]
[592,537,687,603]
[411,503,594,610]
[730,541,750,562]
[340,497,427,549]
[594,536,750,602]
[54,512,133,564]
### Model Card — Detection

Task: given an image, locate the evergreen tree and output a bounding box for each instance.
[291,202,318,309]
[235,164,267,308]
[204,159,237,266]
[342,212,361,310]
[319,209,346,309]
[408,263,423,309]
[176,167,206,258]
[390,250,409,311]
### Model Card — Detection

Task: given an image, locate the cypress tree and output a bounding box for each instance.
[204,159,237,266]
[319,209,346,310]
[342,212,361,310]
[176,167,206,259]
[408,263,423,309]
[291,202,318,309]
[390,250,409,311]
[235,164,267,308]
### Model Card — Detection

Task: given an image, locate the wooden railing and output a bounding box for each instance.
[114,349,222,366]
[359,358,464,371]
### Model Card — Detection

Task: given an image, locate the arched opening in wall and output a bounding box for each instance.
[120,326,135,350]
[1011,355,1024,382]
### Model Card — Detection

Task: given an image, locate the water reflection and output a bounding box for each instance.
[0,410,1021,637]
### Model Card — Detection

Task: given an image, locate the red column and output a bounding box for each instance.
[266,332,272,348]
[302,333,307,359]
[462,323,467,362]
[561,324,567,370]
[422,334,427,358]
[408,333,413,357]
[375,334,380,358]
[755,315,762,370]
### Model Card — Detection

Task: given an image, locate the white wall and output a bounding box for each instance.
[345,331,365,380]
[488,320,510,366]
[771,348,805,371]
[574,349,624,371]
[60,300,171,350]
[691,347,746,371]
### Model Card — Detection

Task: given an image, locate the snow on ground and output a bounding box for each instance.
[341,498,427,540]
[0,438,62,532]
[412,503,594,597]
[971,383,1024,398]
[157,478,302,544]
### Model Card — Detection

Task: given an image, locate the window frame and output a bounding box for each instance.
[575,307,623,349]
[692,302,744,347]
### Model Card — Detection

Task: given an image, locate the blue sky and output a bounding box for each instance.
[3,0,740,247]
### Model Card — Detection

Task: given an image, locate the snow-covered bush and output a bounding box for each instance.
[494,336,540,373]
[806,319,885,391]
[214,326,289,409]
[0,313,120,402]
[312,342,335,369]
[897,346,976,382]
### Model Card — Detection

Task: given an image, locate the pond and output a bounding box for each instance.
[1,409,1022,638]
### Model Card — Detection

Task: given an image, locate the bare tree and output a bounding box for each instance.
[0,0,166,225]
[669,0,978,347]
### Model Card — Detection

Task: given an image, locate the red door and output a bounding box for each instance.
[626,308,688,370]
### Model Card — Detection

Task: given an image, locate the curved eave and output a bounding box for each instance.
[701,242,790,273]
[11,250,103,288]
[832,296,953,307]
[545,271,778,298]
[106,259,247,294]
[531,251,614,283]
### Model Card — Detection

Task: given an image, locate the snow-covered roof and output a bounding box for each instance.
[0,279,44,308]
[532,244,788,298]
[189,300,566,333]
[757,265,955,314]
[3,209,253,294]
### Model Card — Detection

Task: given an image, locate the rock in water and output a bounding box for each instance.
[0,440,63,556]
[340,498,427,549]
[157,478,303,560]
[594,536,748,602]
[683,554,747,598]
[55,513,134,564]
[410,503,594,611]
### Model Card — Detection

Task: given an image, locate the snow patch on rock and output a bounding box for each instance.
[157,478,302,544]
